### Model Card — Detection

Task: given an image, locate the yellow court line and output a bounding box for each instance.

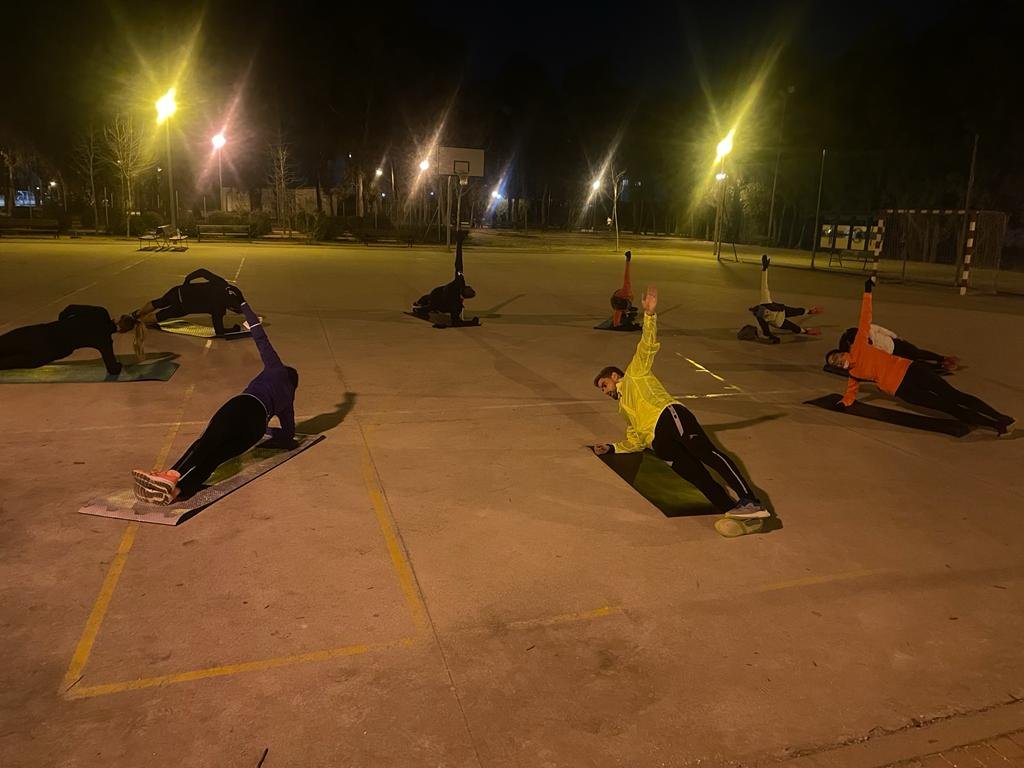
[749,568,890,595]
[504,605,623,631]
[65,638,414,700]
[60,524,139,692]
[60,383,197,697]
[360,448,429,633]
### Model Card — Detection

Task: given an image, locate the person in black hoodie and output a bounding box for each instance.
[0,305,136,375]
[132,268,243,336]
[411,232,479,328]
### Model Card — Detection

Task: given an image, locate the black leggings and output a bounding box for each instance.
[892,339,945,367]
[895,362,1008,429]
[171,394,267,496]
[152,288,230,334]
[650,404,757,512]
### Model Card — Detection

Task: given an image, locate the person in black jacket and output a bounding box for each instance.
[133,268,243,336]
[0,305,136,375]
[411,232,479,328]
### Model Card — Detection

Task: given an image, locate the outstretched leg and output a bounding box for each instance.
[132,394,267,504]
[652,405,767,517]
[896,363,1011,431]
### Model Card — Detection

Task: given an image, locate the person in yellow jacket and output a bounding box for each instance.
[592,286,769,519]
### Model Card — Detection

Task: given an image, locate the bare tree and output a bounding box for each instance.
[267,141,299,235]
[0,139,28,215]
[104,114,153,235]
[73,126,102,232]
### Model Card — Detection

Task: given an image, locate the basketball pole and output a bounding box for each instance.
[445,175,453,248]
[810,148,826,270]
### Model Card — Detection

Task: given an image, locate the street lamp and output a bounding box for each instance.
[155,88,177,228]
[713,129,735,260]
[767,85,795,244]
[211,132,226,211]
[419,159,430,172]
[375,167,384,178]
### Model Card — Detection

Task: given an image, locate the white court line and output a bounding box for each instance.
[233,255,246,282]
[45,281,98,306]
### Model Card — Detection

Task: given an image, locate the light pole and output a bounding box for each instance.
[767,85,795,243]
[212,132,226,211]
[713,129,734,260]
[156,88,177,228]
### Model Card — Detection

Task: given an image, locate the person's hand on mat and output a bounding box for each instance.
[808,305,824,314]
[642,286,658,315]
[591,444,612,455]
[864,275,877,293]
[804,327,821,336]
[761,254,770,270]
[625,250,632,262]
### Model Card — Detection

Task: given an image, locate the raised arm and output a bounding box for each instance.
[621,251,632,297]
[624,288,660,377]
[241,302,283,370]
[851,277,876,357]
[184,268,225,285]
[454,237,464,278]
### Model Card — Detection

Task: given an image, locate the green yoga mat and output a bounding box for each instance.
[598,450,716,516]
[0,356,178,383]
[80,433,325,525]
[596,450,766,536]
[155,318,253,340]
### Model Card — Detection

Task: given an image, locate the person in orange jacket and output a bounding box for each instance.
[825,276,1014,436]
[608,250,640,330]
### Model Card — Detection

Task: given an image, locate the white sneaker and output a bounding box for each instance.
[725,501,770,519]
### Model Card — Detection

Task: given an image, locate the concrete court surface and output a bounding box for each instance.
[1,235,1023,768]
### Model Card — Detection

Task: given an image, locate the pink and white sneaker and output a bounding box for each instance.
[131,469,181,505]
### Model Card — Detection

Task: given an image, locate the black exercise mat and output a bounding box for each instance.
[804,393,971,437]
[594,317,641,332]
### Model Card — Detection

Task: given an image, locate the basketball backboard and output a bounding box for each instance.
[436,146,485,179]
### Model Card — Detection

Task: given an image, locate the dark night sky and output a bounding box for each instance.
[2,0,1020,220]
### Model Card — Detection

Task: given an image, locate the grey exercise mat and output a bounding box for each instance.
[804,393,971,437]
[154,318,253,340]
[0,355,178,383]
[79,433,325,525]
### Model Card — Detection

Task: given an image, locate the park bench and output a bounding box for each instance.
[138,229,162,250]
[197,223,251,242]
[0,218,60,238]
[827,249,876,270]
[158,224,190,250]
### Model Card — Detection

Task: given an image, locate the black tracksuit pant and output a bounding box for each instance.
[895,362,1009,430]
[650,404,758,512]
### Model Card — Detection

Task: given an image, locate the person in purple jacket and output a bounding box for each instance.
[131,287,298,505]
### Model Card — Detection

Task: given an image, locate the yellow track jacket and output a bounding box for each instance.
[612,312,680,453]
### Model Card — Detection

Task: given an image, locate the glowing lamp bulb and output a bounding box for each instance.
[212,133,226,150]
[375,168,383,177]
[419,159,430,171]
[156,88,177,124]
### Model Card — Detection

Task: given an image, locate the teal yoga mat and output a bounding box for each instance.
[0,355,178,383]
